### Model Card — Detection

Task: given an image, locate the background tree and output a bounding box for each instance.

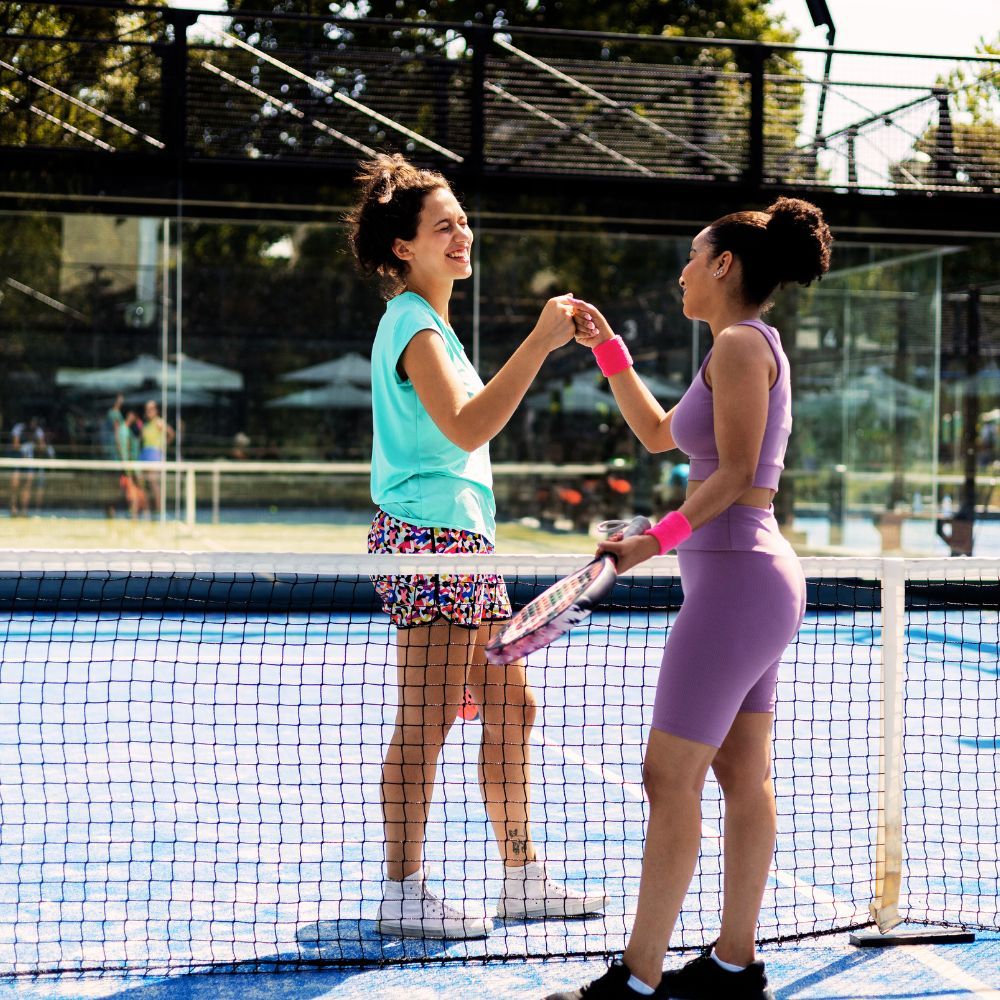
[0,4,161,151]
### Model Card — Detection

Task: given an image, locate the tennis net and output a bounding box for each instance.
[0,550,995,975]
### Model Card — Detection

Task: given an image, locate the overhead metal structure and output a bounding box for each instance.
[1,2,997,235]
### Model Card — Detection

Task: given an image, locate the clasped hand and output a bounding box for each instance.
[568,298,615,347]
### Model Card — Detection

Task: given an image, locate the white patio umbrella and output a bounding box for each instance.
[526,374,615,415]
[634,371,685,401]
[170,353,244,391]
[796,387,927,420]
[122,387,223,408]
[56,354,167,392]
[266,380,373,409]
[281,351,372,385]
[56,353,244,393]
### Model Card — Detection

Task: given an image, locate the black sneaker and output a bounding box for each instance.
[659,946,774,999]
[544,958,660,999]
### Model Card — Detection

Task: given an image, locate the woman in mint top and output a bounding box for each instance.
[349,154,608,941]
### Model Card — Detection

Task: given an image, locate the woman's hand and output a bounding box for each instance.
[569,299,615,348]
[529,293,577,353]
[596,532,659,574]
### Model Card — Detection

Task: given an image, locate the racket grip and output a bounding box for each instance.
[622,515,652,538]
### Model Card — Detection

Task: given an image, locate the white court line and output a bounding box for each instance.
[538,732,998,997]
[536,733,872,921]
[908,947,1000,998]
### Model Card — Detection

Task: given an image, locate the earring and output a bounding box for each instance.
[714,269,723,277]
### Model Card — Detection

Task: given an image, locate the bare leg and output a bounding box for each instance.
[466,624,538,867]
[382,619,476,881]
[622,728,717,988]
[10,472,20,515]
[144,470,159,515]
[711,711,776,967]
[19,474,33,516]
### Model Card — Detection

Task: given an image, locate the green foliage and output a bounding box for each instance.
[889,36,1000,192]
[321,0,795,42]
[0,4,160,149]
[943,32,1000,126]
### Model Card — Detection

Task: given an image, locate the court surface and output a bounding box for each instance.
[0,605,996,996]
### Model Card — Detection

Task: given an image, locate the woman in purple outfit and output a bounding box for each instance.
[549,197,832,1000]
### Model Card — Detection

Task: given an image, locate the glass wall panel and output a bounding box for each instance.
[2,208,997,554]
[786,247,944,553]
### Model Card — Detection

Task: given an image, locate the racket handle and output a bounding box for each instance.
[597,515,651,539]
[622,515,652,538]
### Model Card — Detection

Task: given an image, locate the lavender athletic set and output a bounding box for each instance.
[654,318,806,747]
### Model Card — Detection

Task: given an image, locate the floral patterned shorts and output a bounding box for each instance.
[368,509,512,629]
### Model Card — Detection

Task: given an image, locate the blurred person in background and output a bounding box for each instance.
[117,409,146,518]
[29,421,55,513]
[139,399,174,515]
[9,417,37,517]
[103,394,125,517]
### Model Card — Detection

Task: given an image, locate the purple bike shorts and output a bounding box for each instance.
[652,504,806,748]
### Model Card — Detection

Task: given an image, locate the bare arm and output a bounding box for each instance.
[403,294,575,453]
[571,300,677,453]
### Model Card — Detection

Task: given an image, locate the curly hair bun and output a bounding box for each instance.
[765,197,833,287]
[355,153,421,205]
[346,154,451,295]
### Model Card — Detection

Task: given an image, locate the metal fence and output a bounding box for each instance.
[2,3,998,195]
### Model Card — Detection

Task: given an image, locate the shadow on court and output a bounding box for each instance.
[771,946,880,998]
[59,921,453,1000]
[295,919,455,963]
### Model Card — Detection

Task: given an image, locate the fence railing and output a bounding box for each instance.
[0,456,610,528]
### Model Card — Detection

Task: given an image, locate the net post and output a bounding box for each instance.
[870,556,906,933]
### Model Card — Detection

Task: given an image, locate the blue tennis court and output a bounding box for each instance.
[0,555,997,997]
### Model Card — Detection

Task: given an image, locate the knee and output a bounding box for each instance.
[394,712,457,757]
[480,683,537,733]
[642,755,702,807]
[712,753,772,798]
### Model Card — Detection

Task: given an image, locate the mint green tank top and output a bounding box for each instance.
[369,291,496,542]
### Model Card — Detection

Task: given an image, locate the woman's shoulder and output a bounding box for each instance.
[387,290,439,324]
[379,291,444,342]
[707,324,777,380]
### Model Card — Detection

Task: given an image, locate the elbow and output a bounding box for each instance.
[646,438,673,455]
[717,462,755,492]
[447,426,486,453]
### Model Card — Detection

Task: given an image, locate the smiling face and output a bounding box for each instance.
[678,226,720,321]
[393,186,473,286]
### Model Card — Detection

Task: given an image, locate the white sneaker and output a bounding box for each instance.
[376,875,493,940]
[496,860,608,920]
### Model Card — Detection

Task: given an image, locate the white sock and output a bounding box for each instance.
[504,860,541,877]
[625,974,656,995]
[384,869,424,899]
[711,949,748,973]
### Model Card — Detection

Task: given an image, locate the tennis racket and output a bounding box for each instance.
[484,515,651,665]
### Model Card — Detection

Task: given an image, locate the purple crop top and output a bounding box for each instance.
[669,319,792,491]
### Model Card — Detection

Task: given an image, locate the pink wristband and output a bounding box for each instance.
[644,511,692,555]
[593,335,633,377]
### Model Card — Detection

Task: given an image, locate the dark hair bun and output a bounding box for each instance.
[346,154,451,295]
[765,197,833,286]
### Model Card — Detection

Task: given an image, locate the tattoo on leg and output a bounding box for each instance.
[507,826,528,858]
